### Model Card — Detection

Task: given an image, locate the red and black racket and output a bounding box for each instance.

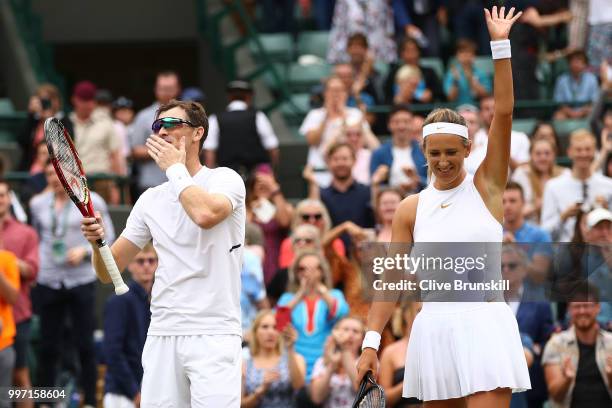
[352,371,386,408]
[44,117,129,295]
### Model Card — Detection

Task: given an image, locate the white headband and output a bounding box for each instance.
[422,122,469,139]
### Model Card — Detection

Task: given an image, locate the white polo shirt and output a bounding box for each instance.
[121,166,246,336]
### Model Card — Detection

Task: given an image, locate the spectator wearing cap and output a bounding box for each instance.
[541,130,612,242]
[553,50,600,120]
[129,71,181,198]
[95,90,128,177]
[181,87,206,106]
[203,80,279,177]
[69,81,123,204]
[112,97,135,167]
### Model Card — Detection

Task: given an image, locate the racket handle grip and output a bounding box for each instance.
[98,244,129,295]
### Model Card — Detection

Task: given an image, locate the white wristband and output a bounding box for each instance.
[166,163,196,199]
[490,39,511,60]
[361,331,381,351]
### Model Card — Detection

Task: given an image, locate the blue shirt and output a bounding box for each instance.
[347,92,375,109]
[240,249,267,333]
[320,181,375,249]
[507,222,553,258]
[553,72,600,106]
[103,280,150,399]
[443,64,492,105]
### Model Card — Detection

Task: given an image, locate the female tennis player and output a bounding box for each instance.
[357,7,530,408]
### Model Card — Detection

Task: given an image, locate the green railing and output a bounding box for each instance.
[195,0,299,115]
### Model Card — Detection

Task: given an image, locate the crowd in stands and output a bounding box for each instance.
[0,0,611,407]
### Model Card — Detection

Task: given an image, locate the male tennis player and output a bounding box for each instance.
[81,100,246,407]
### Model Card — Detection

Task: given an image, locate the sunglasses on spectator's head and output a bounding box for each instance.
[301,213,323,222]
[135,257,158,266]
[151,117,195,133]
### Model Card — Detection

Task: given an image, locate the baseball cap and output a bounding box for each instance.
[73,81,97,101]
[226,80,253,93]
[586,208,612,229]
[181,87,206,103]
[112,96,134,110]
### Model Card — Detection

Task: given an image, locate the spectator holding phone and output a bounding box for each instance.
[310,316,365,408]
[278,250,349,381]
[18,83,72,172]
[241,310,306,408]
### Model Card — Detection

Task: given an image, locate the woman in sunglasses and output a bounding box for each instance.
[277,250,349,382]
[277,199,345,270]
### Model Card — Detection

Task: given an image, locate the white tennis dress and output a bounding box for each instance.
[403,173,531,401]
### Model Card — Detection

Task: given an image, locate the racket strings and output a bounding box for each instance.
[46,120,87,202]
[358,385,385,408]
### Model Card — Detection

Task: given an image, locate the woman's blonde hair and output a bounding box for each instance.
[395,65,422,83]
[292,199,333,232]
[249,309,282,356]
[291,224,322,248]
[287,250,333,293]
[527,137,564,201]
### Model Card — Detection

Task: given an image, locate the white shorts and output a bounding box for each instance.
[140,334,242,408]
[103,393,135,408]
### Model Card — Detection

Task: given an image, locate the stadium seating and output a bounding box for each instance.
[512,118,537,135]
[249,33,294,64]
[553,118,591,153]
[296,31,330,59]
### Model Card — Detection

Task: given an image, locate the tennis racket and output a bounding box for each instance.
[352,371,386,408]
[44,117,129,295]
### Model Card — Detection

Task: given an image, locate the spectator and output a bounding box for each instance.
[393,65,431,105]
[586,0,612,69]
[0,249,19,408]
[459,104,487,175]
[129,71,181,197]
[180,87,206,106]
[446,0,489,55]
[374,187,403,243]
[241,223,270,337]
[94,89,129,178]
[277,250,349,380]
[501,245,554,408]
[311,0,337,30]
[443,39,491,105]
[241,310,306,407]
[512,138,569,224]
[542,284,612,408]
[333,63,375,112]
[567,0,589,52]
[318,142,375,250]
[531,121,562,155]
[17,83,72,173]
[31,161,115,408]
[310,316,365,407]
[379,301,422,408]
[384,37,444,104]
[20,141,49,205]
[344,33,385,105]
[277,199,345,270]
[474,95,531,171]
[541,130,612,242]
[370,105,427,194]
[103,244,155,408]
[591,106,612,174]
[204,80,279,176]
[503,183,553,292]
[246,166,293,284]
[0,179,39,408]
[344,120,375,185]
[69,81,124,204]
[0,160,26,224]
[112,96,136,171]
[327,0,396,64]
[268,224,322,306]
[392,0,446,57]
[300,76,370,187]
[553,50,600,120]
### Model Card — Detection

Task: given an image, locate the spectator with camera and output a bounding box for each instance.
[541,130,612,242]
[553,50,600,120]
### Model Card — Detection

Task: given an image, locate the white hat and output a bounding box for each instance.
[586,208,612,229]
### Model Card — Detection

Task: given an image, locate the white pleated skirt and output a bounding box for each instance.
[402,302,531,401]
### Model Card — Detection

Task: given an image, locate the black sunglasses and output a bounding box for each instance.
[293,237,314,245]
[501,262,519,270]
[151,117,195,133]
[301,213,323,222]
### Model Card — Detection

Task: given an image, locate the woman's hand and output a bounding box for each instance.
[484,6,522,41]
[282,325,298,350]
[254,173,280,199]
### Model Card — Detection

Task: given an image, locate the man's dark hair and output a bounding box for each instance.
[0,177,9,191]
[388,104,413,120]
[505,181,524,201]
[568,282,600,303]
[399,37,420,56]
[156,100,209,151]
[567,49,588,65]
[326,141,356,160]
[347,33,368,49]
